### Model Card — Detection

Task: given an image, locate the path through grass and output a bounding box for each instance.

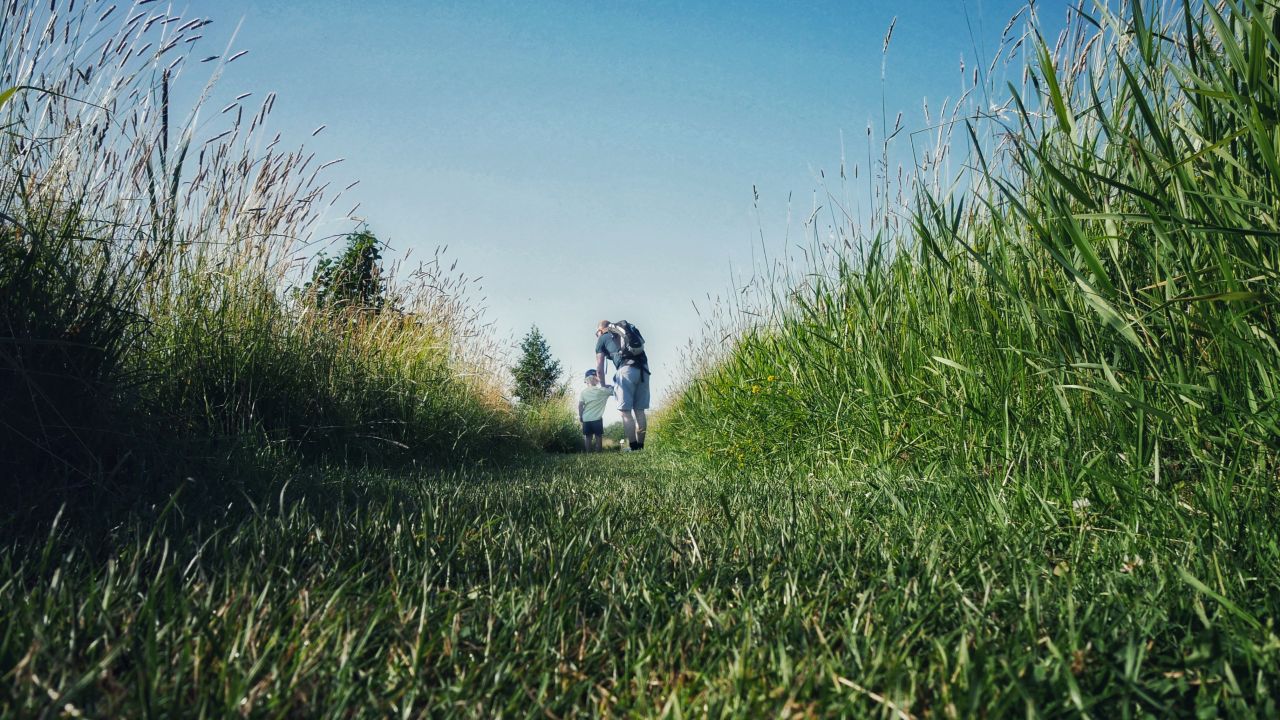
[4,453,1275,717]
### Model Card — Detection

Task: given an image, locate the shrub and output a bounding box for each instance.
[517,395,581,453]
[603,421,625,443]
[511,325,563,404]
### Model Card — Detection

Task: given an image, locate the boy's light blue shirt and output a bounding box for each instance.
[578,385,612,422]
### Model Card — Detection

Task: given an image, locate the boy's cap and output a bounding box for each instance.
[584,369,597,377]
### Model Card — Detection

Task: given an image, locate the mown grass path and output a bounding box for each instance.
[3,453,1275,717]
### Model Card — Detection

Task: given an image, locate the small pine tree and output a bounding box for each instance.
[512,325,563,404]
[304,228,386,312]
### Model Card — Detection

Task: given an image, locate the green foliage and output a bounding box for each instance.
[654,3,1280,712]
[142,273,516,466]
[6,2,1279,716]
[0,206,150,496]
[515,397,580,453]
[303,229,387,312]
[662,0,1280,483]
[0,0,518,517]
[4,455,1276,715]
[603,421,625,442]
[511,325,563,404]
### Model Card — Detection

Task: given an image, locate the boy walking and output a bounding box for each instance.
[578,369,612,452]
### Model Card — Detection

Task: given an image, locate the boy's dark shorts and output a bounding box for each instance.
[581,419,604,436]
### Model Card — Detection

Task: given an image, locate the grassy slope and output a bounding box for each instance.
[4,453,1274,717]
[650,3,1280,714]
[1,1,524,512]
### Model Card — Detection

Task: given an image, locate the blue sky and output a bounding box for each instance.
[185,0,1053,416]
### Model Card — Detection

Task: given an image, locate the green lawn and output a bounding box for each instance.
[4,453,1274,717]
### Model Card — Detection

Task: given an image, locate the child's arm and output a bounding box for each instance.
[577,399,585,422]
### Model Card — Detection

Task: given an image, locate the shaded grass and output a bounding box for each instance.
[2,453,1275,717]
[1,0,522,518]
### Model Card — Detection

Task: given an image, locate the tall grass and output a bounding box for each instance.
[2,1,1277,714]
[1,0,517,517]
[657,0,1280,710]
[516,395,584,453]
[662,0,1278,482]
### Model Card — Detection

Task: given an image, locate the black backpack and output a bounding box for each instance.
[607,320,646,363]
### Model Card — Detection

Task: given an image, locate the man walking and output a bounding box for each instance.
[595,319,650,451]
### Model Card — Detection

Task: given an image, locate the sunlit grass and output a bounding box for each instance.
[660,0,1278,520]
[4,453,1274,716]
[3,0,1278,715]
[656,0,1280,713]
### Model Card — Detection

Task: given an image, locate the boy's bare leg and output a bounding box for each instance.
[592,434,603,452]
[635,409,647,447]
[582,434,592,452]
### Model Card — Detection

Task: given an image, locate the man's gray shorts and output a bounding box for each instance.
[614,364,650,411]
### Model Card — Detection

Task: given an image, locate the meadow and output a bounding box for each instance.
[0,0,528,523]
[9,453,1273,717]
[3,0,1278,717]
[655,0,1280,712]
